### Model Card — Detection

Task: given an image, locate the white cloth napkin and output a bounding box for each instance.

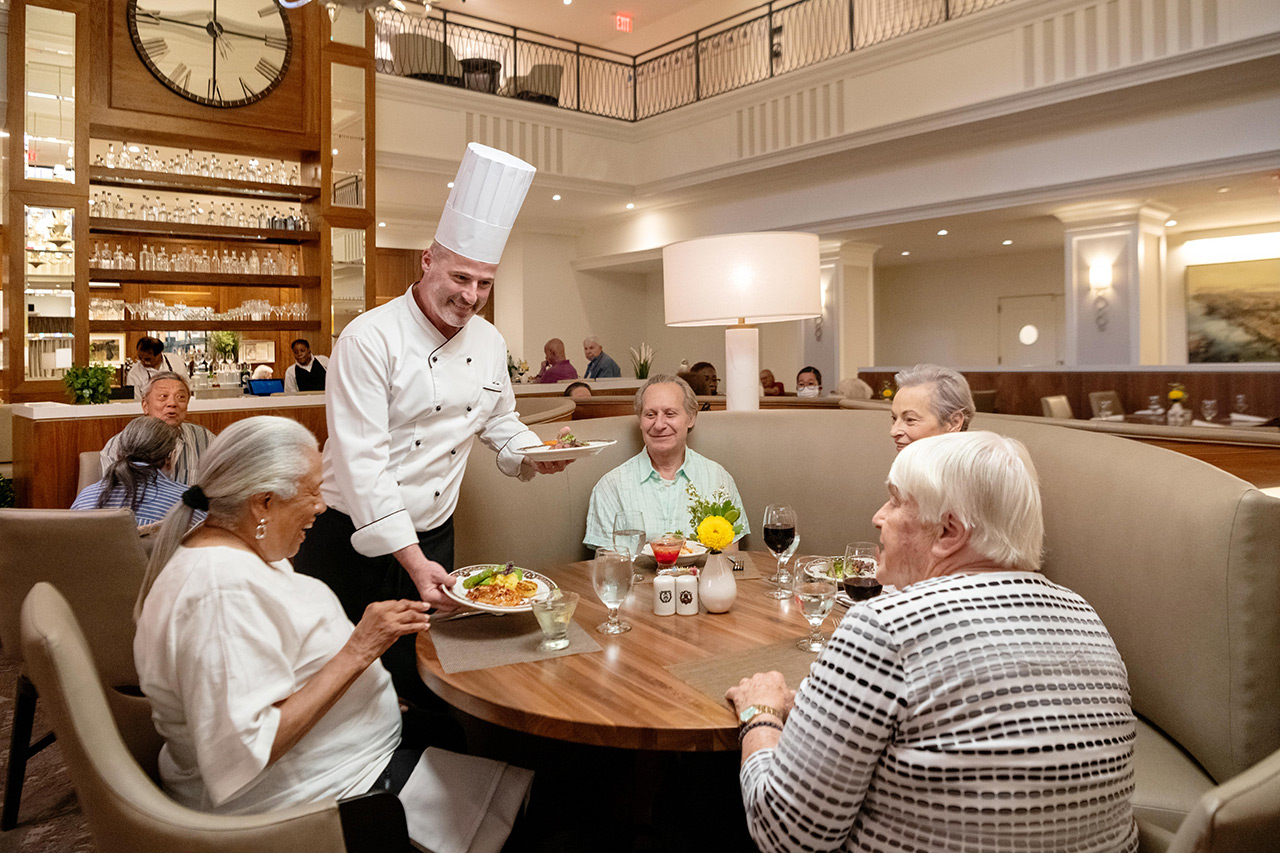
[1231,412,1268,425]
[1192,419,1226,428]
[1091,414,1124,422]
[399,748,533,853]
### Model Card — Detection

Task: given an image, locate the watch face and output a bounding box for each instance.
[128,0,293,108]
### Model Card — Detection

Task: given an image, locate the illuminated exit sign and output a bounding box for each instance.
[615,13,632,32]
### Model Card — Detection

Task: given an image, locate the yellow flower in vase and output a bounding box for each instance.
[1168,384,1187,404]
[696,516,736,553]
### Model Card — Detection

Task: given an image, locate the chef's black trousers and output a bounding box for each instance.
[294,508,454,714]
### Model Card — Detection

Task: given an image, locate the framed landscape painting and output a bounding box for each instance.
[1186,258,1280,362]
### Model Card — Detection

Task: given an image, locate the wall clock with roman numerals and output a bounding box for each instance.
[127,0,293,108]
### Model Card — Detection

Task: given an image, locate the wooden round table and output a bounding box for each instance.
[416,553,812,751]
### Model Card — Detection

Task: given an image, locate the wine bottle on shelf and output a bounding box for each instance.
[105,143,116,168]
[289,254,299,276]
[249,250,260,275]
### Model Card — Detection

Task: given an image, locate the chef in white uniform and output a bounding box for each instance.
[293,143,568,706]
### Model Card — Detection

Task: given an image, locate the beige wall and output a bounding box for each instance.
[875,249,1063,366]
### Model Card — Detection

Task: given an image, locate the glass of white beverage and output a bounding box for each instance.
[793,561,838,651]
[592,548,634,634]
[531,590,579,652]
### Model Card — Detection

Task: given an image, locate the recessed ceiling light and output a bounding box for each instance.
[937,229,948,236]
[1002,239,1013,246]
[378,221,386,227]
[625,202,635,209]
[1165,219,1177,227]
[900,251,910,256]
[447,181,454,188]
[331,148,339,155]
[563,0,571,4]
[1217,187,1230,193]
[552,194,562,201]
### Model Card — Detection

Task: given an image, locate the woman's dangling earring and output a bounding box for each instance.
[255,518,268,540]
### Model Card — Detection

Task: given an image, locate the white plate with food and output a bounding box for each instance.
[636,540,708,568]
[514,436,617,462]
[444,564,557,614]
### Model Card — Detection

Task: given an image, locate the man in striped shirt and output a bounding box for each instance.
[728,431,1137,853]
[100,372,215,486]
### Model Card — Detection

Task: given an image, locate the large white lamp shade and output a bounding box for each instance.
[663,232,822,410]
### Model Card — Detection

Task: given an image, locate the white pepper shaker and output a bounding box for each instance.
[675,573,699,616]
[653,574,676,616]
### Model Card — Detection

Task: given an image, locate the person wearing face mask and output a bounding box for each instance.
[292,144,572,709]
[99,372,215,486]
[125,336,190,399]
[796,366,822,398]
[889,363,975,453]
[583,375,749,548]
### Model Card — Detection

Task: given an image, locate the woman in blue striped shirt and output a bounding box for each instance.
[72,416,193,527]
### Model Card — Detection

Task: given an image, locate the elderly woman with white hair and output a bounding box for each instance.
[727,431,1137,853]
[134,416,529,849]
[889,362,976,452]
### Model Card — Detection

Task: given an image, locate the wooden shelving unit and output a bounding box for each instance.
[89,166,321,202]
[89,320,321,333]
[87,217,320,244]
[89,270,319,288]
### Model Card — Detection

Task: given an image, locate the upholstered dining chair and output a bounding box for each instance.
[971,389,998,413]
[503,64,564,105]
[0,507,148,830]
[1089,390,1125,418]
[20,582,410,852]
[1040,395,1075,419]
[1162,746,1280,853]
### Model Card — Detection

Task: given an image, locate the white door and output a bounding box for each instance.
[997,295,1062,367]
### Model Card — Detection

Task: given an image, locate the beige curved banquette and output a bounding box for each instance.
[452,408,1280,848]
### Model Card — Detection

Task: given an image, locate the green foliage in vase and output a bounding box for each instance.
[62,364,116,405]
[209,330,242,361]
[0,474,14,508]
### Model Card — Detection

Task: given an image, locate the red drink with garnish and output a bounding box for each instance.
[650,535,685,572]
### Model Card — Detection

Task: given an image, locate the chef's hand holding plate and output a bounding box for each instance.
[524,426,577,475]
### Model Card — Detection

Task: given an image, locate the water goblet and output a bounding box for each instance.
[763,504,799,599]
[1201,399,1218,423]
[1235,394,1248,415]
[1147,395,1164,416]
[843,542,883,602]
[1098,399,1113,419]
[793,560,838,651]
[612,511,646,582]
[649,533,684,575]
[592,547,633,635]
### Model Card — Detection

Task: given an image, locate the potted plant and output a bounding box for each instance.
[62,364,116,404]
[629,343,654,380]
[209,330,241,364]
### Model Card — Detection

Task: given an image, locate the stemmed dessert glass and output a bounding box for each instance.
[649,533,685,575]
[592,547,634,634]
[792,559,838,651]
[612,511,646,583]
[763,505,799,599]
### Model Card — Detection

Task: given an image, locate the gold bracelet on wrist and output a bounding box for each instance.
[739,719,784,745]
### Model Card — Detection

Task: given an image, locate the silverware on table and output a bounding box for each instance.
[431,609,498,624]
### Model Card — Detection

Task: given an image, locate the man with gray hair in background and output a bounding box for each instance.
[583,335,621,379]
[99,371,215,485]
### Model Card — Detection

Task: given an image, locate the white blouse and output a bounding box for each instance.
[322,285,539,557]
[134,545,400,814]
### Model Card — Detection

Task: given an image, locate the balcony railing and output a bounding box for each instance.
[375,0,1014,122]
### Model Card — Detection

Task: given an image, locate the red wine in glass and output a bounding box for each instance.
[843,575,883,601]
[763,524,796,555]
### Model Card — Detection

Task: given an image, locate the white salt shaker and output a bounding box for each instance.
[653,574,676,616]
[675,573,699,616]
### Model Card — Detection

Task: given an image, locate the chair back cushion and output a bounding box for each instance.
[1041,394,1074,418]
[20,583,350,853]
[1090,390,1125,417]
[0,508,147,688]
[78,450,102,493]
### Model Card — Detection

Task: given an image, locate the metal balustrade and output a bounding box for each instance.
[375,0,1014,121]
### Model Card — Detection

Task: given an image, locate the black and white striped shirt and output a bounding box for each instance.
[742,572,1138,853]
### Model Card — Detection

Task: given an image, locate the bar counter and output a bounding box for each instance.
[12,394,327,509]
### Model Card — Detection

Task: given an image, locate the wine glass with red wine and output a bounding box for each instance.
[843,541,882,602]
[762,505,799,600]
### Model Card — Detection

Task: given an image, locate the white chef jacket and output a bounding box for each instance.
[134,545,400,813]
[322,284,539,557]
[126,353,191,398]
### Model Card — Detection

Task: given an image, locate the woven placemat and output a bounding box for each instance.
[429,612,602,674]
[665,639,820,708]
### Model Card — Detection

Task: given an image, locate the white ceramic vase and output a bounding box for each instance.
[1168,401,1192,427]
[698,552,737,613]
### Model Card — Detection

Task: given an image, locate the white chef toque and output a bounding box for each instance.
[433,143,536,265]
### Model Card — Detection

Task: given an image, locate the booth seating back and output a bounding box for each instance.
[452,409,1280,846]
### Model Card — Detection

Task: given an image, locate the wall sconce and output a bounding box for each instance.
[1088,263,1112,331]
